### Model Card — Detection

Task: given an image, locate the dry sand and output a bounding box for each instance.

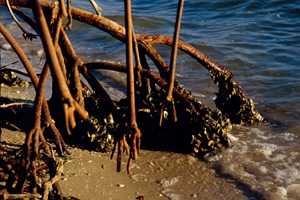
[0,85,258,200]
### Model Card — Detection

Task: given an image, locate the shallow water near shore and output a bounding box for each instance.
[1,0,300,199]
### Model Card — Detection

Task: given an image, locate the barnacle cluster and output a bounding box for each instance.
[0,70,29,88]
[209,67,264,124]
[74,65,263,155]
[74,92,115,152]
[176,90,232,154]
[189,111,232,154]
[114,86,233,155]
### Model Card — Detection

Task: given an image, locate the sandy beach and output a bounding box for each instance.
[0,85,258,200]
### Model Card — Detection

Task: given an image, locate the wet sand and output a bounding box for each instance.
[0,85,257,200]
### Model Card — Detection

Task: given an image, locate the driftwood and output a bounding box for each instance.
[0,0,264,198]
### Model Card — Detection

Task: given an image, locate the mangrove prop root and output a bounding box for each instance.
[58,26,84,108]
[32,0,88,134]
[123,133,130,154]
[140,34,264,123]
[16,62,51,193]
[0,1,264,124]
[0,1,265,198]
[45,1,261,124]
[131,126,141,158]
[159,97,178,126]
[1,193,42,200]
[114,125,142,174]
[42,157,63,200]
[0,16,67,156]
[11,6,39,34]
[64,0,72,30]
[2,0,74,196]
[160,0,184,126]
[5,0,37,41]
[29,63,53,194]
[123,0,142,174]
[132,23,142,84]
[0,22,66,194]
[29,3,66,181]
[85,61,232,152]
[57,25,116,110]
[117,139,124,172]
[89,0,102,17]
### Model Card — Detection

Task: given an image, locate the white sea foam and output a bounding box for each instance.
[268,154,287,162]
[257,166,268,174]
[175,73,183,77]
[227,133,238,142]
[285,168,300,183]
[267,187,287,200]
[272,170,286,181]
[260,181,274,188]
[280,132,295,142]
[161,188,181,200]
[36,49,44,57]
[99,69,127,86]
[203,152,222,162]
[215,125,300,199]
[186,155,197,164]
[1,43,11,50]
[286,184,300,196]
[1,2,299,199]
[158,176,180,187]
[130,174,146,181]
[255,143,279,157]
[235,144,248,154]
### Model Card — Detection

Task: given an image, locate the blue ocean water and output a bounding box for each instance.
[1,0,300,199]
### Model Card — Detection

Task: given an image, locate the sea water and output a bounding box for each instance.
[1,0,300,199]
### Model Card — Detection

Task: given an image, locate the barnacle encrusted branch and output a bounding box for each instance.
[210,67,264,124]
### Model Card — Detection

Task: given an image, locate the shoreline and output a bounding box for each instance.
[0,85,256,200]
